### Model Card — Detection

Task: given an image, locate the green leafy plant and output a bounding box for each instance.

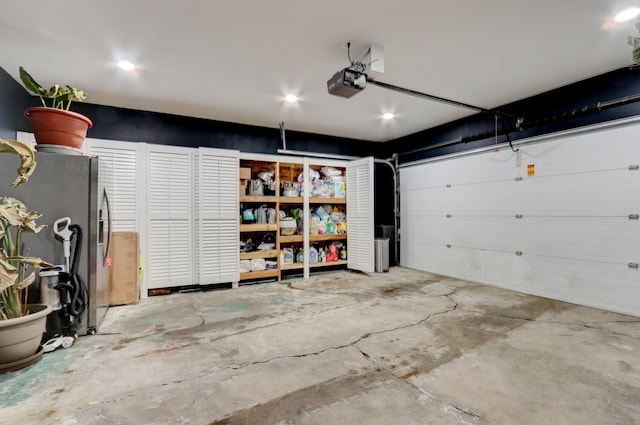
[19,66,87,110]
[0,139,52,320]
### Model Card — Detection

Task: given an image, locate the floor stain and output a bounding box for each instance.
[619,360,633,372]
[394,299,560,379]
[208,371,389,425]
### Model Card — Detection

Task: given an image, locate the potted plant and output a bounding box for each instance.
[0,138,53,370]
[20,66,92,150]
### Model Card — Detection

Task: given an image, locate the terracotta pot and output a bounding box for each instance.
[25,107,93,149]
[0,304,51,365]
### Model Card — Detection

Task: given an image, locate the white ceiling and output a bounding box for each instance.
[1,1,637,142]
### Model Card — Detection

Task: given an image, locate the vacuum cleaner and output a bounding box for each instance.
[40,217,88,353]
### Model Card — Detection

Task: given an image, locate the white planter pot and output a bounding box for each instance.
[0,304,51,365]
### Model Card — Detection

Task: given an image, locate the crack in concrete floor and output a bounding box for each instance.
[3,268,639,425]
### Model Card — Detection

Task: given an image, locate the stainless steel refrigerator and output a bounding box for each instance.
[0,151,112,335]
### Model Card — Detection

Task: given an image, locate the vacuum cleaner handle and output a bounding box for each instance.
[54,217,73,270]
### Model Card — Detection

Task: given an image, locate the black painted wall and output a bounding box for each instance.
[0,67,30,139]
[389,66,640,163]
[1,67,380,158]
[4,65,640,231]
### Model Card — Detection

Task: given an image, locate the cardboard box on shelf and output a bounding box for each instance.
[240,167,251,180]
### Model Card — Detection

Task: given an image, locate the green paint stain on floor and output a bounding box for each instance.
[270,295,292,305]
[208,302,253,312]
[0,349,71,408]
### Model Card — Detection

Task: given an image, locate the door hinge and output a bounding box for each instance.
[446,244,452,248]
[629,214,639,221]
[515,214,523,219]
[446,184,452,188]
[629,263,639,270]
[446,214,452,218]
[515,176,523,181]
[629,164,639,171]
[515,251,523,256]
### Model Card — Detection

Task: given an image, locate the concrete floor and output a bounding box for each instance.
[1,267,640,424]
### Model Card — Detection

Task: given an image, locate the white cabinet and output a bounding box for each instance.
[87,139,142,233]
[346,156,375,273]
[146,145,195,289]
[198,148,239,285]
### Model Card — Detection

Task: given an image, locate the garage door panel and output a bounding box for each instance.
[520,124,640,174]
[400,119,640,317]
[517,217,638,263]
[403,215,638,264]
[404,170,638,217]
[401,243,639,316]
[519,170,639,215]
[402,149,518,188]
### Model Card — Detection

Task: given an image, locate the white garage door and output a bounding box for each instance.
[400,119,640,317]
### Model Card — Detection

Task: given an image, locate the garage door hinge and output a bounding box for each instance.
[446,244,452,248]
[515,176,523,181]
[515,251,523,256]
[629,164,639,171]
[629,263,639,270]
[446,184,452,188]
[446,214,452,218]
[515,214,523,219]
[629,214,639,220]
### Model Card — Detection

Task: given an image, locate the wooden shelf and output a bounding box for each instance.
[280,259,347,271]
[309,197,346,204]
[240,195,277,203]
[240,250,278,260]
[309,234,347,242]
[240,269,279,280]
[280,235,304,243]
[240,223,278,232]
[279,196,303,204]
[310,260,347,268]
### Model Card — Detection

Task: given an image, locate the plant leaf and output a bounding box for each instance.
[68,86,87,102]
[0,255,18,293]
[0,138,37,187]
[16,270,36,290]
[19,66,46,96]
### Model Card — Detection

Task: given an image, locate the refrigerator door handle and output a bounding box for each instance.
[103,187,112,266]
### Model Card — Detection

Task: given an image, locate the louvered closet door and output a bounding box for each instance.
[87,139,139,232]
[198,148,239,284]
[347,157,375,273]
[147,145,195,289]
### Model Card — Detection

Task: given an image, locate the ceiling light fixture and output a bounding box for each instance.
[284,94,298,103]
[614,7,640,22]
[117,60,136,71]
[382,112,394,120]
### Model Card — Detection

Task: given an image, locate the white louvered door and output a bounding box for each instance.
[347,157,375,273]
[198,148,239,284]
[147,145,195,289]
[87,139,139,232]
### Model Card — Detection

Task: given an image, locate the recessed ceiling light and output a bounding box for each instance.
[117,60,136,71]
[284,94,298,103]
[614,7,640,22]
[382,112,395,120]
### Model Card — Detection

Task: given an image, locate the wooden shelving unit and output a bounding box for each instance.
[239,158,349,283]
